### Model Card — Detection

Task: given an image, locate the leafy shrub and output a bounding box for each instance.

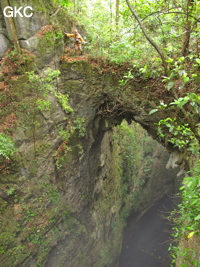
[0,133,17,159]
[55,93,74,113]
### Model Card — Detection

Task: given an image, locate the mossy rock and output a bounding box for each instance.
[34,27,64,66]
[63,80,83,94]
[61,61,93,80]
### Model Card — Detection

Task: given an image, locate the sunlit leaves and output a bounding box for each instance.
[170,93,200,113]
[195,58,200,65]
[165,57,174,63]
[53,0,71,7]
[183,76,190,83]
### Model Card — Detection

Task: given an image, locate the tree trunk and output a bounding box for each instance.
[125,0,168,75]
[181,0,194,57]
[1,0,21,53]
[110,0,113,25]
[116,0,119,30]
[74,0,76,15]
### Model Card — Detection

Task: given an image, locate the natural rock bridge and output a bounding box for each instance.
[0,2,187,267]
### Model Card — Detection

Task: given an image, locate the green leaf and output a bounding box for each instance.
[167,81,174,91]
[192,73,197,78]
[178,82,185,90]
[194,214,200,221]
[194,75,200,82]
[169,125,174,132]
[183,76,190,83]
[195,58,200,65]
[165,57,174,63]
[149,109,158,115]
[187,232,194,239]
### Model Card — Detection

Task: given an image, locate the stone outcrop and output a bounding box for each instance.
[0,7,10,57]
[0,34,10,57]
[0,0,75,59]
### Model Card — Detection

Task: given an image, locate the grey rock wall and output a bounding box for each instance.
[0,0,50,56]
[0,33,10,57]
[0,8,10,57]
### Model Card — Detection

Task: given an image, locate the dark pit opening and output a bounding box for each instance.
[119,194,179,267]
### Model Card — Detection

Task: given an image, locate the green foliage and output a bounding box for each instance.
[73,118,86,137]
[75,0,200,69]
[155,117,198,151]
[150,75,200,266]
[169,161,200,266]
[0,133,17,160]
[152,91,199,153]
[55,93,74,113]
[54,116,86,169]
[170,93,200,114]
[26,68,60,96]
[179,165,200,232]
[7,187,15,196]
[113,121,157,224]
[53,0,71,7]
[113,121,143,186]
[36,99,52,111]
[6,68,61,147]
[148,53,200,265]
[59,129,71,143]
[162,56,200,90]
[38,26,64,58]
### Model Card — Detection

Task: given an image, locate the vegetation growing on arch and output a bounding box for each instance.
[58,0,200,72]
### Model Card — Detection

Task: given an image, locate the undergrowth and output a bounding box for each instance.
[169,160,200,267]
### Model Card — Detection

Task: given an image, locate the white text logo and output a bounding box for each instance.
[3,6,33,18]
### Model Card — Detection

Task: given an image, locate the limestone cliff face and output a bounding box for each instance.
[0,2,183,267]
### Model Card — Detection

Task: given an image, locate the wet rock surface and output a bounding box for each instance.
[119,195,177,267]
